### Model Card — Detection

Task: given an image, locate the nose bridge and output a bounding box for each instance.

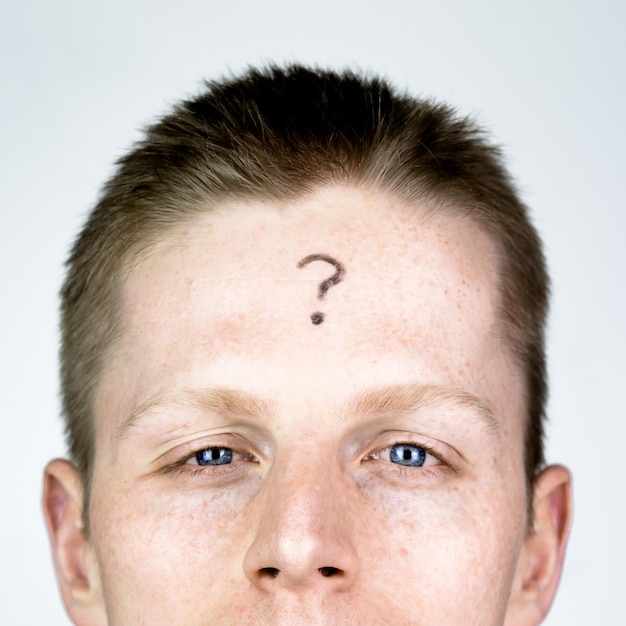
[243,446,359,591]
[273,448,338,532]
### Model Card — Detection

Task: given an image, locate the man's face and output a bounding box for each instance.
[86,186,533,624]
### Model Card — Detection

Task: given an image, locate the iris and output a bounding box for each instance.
[389,444,426,467]
[195,447,233,466]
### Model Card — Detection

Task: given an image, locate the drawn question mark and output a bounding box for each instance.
[297,253,346,325]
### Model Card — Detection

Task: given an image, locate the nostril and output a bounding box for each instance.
[260,567,280,578]
[318,566,341,577]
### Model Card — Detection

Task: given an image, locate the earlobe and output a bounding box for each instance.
[507,464,573,625]
[42,459,107,626]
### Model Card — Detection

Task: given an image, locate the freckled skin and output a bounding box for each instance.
[88,186,534,625]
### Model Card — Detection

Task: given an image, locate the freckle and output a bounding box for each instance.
[399,516,418,532]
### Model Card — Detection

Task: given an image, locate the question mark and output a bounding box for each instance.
[297,253,346,325]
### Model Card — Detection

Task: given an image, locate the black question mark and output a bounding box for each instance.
[297,253,346,325]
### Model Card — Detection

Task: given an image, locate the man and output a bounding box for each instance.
[43,65,571,625]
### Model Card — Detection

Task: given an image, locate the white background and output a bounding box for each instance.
[1,0,624,623]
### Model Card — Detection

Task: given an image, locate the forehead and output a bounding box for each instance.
[124,186,500,330]
[102,186,517,417]
[93,184,528,481]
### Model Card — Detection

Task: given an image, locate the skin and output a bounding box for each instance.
[44,185,571,625]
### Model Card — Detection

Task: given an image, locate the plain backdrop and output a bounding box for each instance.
[1,0,624,623]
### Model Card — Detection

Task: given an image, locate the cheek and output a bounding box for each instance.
[88,474,256,620]
[360,480,526,621]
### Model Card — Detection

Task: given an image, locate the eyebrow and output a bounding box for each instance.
[117,387,275,439]
[344,383,500,434]
[117,382,499,439]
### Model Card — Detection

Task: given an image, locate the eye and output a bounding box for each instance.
[192,447,233,466]
[366,441,440,469]
[389,443,427,467]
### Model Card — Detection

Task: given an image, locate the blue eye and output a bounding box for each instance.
[195,447,233,466]
[389,444,426,467]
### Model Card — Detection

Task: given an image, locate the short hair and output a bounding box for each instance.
[61,64,549,512]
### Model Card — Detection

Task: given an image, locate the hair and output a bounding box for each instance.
[61,64,549,516]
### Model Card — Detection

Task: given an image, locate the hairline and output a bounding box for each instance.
[81,183,534,527]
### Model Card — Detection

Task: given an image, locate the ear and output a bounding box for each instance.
[42,459,108,626]
[506,464,573,626]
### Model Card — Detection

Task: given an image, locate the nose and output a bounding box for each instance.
[242,453,359,592]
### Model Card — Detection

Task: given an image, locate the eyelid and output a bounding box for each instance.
[361,431,459,472]
[157,434,261,475]
[185,446,251,466]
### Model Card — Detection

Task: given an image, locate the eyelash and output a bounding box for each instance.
[172,464,238,480]
[163,438,450,481]
[367,442,438,463]
[160,441,258,480]
[364,441,447,477]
